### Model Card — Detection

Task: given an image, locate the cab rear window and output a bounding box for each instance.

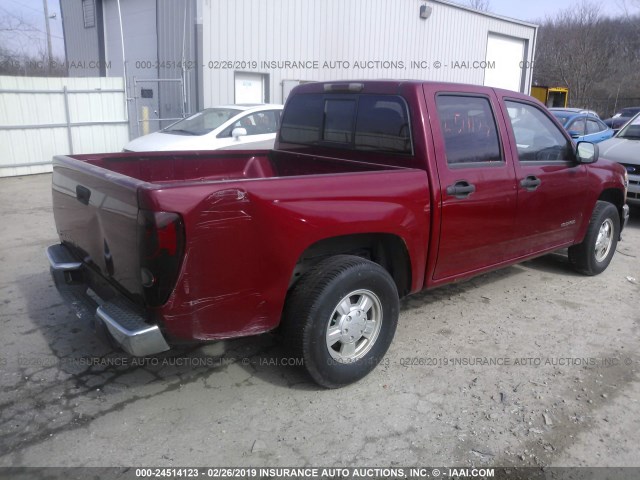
[280,94,412,154]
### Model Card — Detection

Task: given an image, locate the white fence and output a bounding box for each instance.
[0,76,130,177]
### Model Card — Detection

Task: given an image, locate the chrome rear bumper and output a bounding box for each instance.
[47,244,170,357]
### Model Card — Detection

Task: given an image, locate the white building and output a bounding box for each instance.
[62,0,537,136]
[200,0,537,105]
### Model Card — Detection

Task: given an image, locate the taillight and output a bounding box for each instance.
[137,210,185,307]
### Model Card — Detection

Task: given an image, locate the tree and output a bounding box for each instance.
[467,0,491,11]
[533,1,618,109]
[0,7,65,77]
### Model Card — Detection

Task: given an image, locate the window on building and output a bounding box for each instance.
[505,101,572,161]
[435,95,502,165]
[82,0,96,28]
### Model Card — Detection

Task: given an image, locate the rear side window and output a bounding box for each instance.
[435,95,502,165]
[586,118,604,134]
[280,94,412,154]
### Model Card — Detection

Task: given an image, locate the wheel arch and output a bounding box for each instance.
[598,187,625,228]
[598,188,624,212]
[289,233,413,298]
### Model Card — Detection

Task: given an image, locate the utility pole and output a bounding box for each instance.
[43,0,53,73]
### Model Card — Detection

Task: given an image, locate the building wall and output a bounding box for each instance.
[157,0,199,125]
[201,0,537,106]
[60,0,104,76]
[101,0,199,136]
[62,0,199,137]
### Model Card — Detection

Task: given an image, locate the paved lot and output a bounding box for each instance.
[1,173,639,468]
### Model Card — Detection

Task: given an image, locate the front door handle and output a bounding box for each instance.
[446,180,476,199]
[520,175,541,191]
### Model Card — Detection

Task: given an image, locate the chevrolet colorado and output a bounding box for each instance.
[47,80,629,387]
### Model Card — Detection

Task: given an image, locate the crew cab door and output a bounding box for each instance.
[423,85,518,280]
[500,98,587,255]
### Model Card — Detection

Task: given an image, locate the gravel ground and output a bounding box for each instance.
[0,173,638,469]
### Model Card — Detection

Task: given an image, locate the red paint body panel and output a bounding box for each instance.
[50,80,628,344]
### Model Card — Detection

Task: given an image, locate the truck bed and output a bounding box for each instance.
[70,149,401,184]
[51,149,427,332]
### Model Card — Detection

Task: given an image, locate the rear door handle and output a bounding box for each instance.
[75,185,91,205]
[446,180,476,199]
[520,175,541,191]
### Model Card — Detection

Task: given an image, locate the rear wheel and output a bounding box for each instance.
[282,255,399,388]
[568,201,619,275]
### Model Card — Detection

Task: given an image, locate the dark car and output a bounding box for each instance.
[604,106,640,131]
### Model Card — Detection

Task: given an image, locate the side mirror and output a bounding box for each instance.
[232,127,247,139]
[568,130,580,139]
[576,141,598,164]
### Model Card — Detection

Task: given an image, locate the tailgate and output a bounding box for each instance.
[51,155,144,303]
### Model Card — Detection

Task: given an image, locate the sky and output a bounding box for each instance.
[486,0,638,23]
[0,0,65,58]
[0,0,638,60]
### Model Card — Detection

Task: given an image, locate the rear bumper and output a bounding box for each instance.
[47,244,170,357]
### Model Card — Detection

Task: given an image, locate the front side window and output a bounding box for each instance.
[435,95,502,165]
[279,94,411,154]
[505,101,573,162]
[219,110,282,137]
[568,118,586,136]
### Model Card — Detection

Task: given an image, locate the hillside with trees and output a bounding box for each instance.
[532,1,640,117]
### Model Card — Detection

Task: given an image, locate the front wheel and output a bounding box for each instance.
[281,255,399,388]
[568,201,620,276]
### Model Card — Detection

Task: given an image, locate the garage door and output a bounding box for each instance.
[235,72,266,104]
[484,33,525,93]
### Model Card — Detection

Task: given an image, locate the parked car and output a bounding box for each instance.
[123,104,284,152]
[598,111,640,205]
[603,106,640,131]
[47,80,628,388]
[549,107,600,119]
[549,110,614,143]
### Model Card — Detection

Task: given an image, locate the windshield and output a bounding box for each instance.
[164,108,242,135]
[550,112,572,126]
[621,108,640,117]
[616,112,640,139]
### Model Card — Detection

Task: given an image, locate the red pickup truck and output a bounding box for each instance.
[47,80,629,388]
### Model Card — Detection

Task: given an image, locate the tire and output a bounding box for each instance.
[281,255,399,388]
[568,201,620,276]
